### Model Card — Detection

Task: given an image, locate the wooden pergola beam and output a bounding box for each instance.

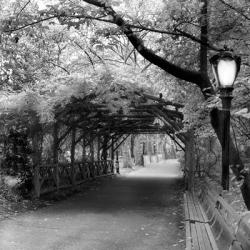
[135,92,184,108]
[51,91,185,159]
[113,135,130,152]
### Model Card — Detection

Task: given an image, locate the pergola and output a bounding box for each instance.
[32,90,185,197]
[53,91,185,162]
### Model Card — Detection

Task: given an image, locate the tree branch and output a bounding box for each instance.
[47,61,71,75]
[16,0,31,19]
[5,9,221,51]
[76,13,220,51]
[218,0,250,21]
[81,0,207,86]
[4,15,58,33]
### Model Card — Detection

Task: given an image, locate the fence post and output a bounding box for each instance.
[33,165,40,198]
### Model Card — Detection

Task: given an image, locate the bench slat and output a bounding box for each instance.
[199,223,214,250]
[185,221,192,250]
[184,193,192,250]
[185,191,219,250]
[191,222,200,250]
[203,223,219,250]
[196,200,219,250]
[184,193,191,220]
[190,193,214,250]
[195,222,207,250]
[186,192,200,222]
[192,194,208,223]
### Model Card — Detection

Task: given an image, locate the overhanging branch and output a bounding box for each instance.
[81,0,209,87]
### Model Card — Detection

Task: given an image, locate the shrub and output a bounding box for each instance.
[2,126,33,196]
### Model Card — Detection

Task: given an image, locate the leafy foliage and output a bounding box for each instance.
[1,125,33,195]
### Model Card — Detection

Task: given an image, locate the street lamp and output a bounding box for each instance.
[210,50,241,190]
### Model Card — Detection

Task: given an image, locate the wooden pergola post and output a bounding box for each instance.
[116,149,119,161]
[102,135,108,161]
[71,126,76,185]
[90,134,94,162]
[146,135,151,162]
[32,122,42,198]
[97,135,101,161]
[156,134,159,157]
[110,137,114,173]
[53,122,60,191]
[90,133,95,177]
[82,134,86,162]
[115,149,119,174]
[142,142,146,154]
[111,137,114,161]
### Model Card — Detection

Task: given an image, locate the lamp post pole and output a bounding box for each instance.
[220,87,233,190]
[210,50,241,190]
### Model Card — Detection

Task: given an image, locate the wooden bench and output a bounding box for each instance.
[184,191,219,250]
[183,177,250,250]
[198,184,250,250]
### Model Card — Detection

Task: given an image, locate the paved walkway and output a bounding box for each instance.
[0,160,185,250]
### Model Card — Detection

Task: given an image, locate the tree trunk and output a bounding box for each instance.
[241,175,250,210]
[210,108,250,209]
[210,108,243,171]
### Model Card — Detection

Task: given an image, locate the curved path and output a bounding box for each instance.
[0,160,185,250]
